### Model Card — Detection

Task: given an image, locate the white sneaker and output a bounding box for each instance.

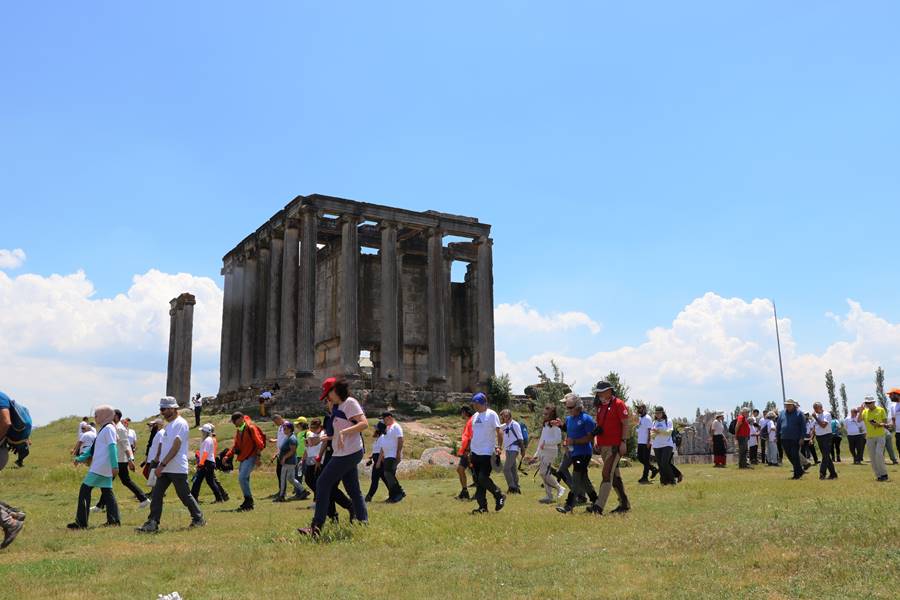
[557,486,567,499]
[89,506,102,513]
[138,499,151,509]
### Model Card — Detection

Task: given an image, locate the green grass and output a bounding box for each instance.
[3,414,900,599]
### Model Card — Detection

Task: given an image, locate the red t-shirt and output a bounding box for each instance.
[736,415,750,438]
[594,397,629,446]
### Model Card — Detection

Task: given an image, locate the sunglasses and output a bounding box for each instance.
[565,405,576,410]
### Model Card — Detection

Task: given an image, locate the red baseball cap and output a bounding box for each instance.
[320,377,337,401]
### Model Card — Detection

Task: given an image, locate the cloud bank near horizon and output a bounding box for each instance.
[1,249,897,425]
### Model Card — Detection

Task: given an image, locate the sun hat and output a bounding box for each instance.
[472,392,487,405]
[294,416,308,426]
[888,388,900,396]
[592,381,613,394]
[784,399,797,406]
[320,377,338,401]
[864,396,876,404]
[159,396,179,409]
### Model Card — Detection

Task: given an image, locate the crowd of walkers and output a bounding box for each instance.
[1,383,899,550]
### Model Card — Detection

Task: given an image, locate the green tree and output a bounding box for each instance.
[825,369,839,418]
[533,360,571,406]
[487,373,513,410]
[840,383,848,418]
[605,371,630,403]
[876,367,887,409]
[765,401,777,414]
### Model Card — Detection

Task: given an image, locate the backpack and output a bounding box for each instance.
[2,393,32,445]
[728,419,737,435]
[251,424,267,452]
[672,427,683,447]
[519,423,530,449]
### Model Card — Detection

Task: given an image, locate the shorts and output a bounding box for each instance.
[458,454,470,469]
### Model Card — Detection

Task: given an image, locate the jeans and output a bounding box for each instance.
[76,484,119,527]
[278,461,302,498]
[502,450,520,490]
[148,472,204,525]
[637,443,655,480]
[97,463,147,507]
[565,454,597,508]
[737,437,749,468]
[238,456,256,498]
[817,434,837,478]
[471,454,503,511]
[382,457,403,498]
[190,463,226,501]
[783,439,804,478]
[312,450,367,527]
[866,437,888,478]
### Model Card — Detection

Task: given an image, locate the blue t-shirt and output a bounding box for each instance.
[279,434,298,465]
[565,412,596,457]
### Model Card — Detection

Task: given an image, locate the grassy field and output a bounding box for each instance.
[2,413,900,600]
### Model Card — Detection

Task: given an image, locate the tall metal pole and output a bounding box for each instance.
[773,301,787,403]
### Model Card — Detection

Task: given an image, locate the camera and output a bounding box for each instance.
[593,426,604,437]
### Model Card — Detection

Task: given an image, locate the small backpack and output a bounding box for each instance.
[520,423,530,449]
[2,393,32,445]
[728,419,737,435]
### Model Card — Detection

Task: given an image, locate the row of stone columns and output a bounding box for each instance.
[167,293,195,407]
[219,210,495,393]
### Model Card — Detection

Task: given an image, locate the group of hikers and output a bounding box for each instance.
[707,390,900,482]
[2,381,900,548]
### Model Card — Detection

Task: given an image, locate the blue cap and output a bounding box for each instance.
[472,392,487,405]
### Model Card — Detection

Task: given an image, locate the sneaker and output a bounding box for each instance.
[828,474,838,480]
[471,508,488,515]
[1,520,24,548]
[538,497,555,504]
[89,506,102,513]
[456,489,470,501]
[494,494,506,512]
[100,521,121,527]
[138,499,151,509]
[292,491,310,501]
[272,496,286,503]
[297,524,321,538]
[190,518,206,528]
[135,520,159,534]
[556,505,573,514]
[650,468,659,480]
[638,479,652,485]
[66,522,86,530]
[610,505,630,515]
[585,504,603,515]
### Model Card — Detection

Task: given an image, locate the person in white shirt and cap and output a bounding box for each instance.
[136,397,205,533]
[190,423,228,503]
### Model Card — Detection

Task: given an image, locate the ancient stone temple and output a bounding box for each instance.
[166,293,196,407]
[216,194,495,409]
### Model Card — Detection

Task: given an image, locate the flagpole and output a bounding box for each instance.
[773,301,787,403]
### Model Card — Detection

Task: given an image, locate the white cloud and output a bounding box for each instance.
[0,266,222,425]
[0,248,26,270]
[495,293,900,418]
[495,301,602,335]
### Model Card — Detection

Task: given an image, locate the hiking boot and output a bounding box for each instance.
[610,505,630,515]
[556,504,573,514]
[135,520,159,534]
[585,504,603,515]
[574,495,589,506]
[190,518,206,528]
[494,493,506,512]
[100,521,121,527]
[456,489,470,501]
[297,524,321,538]
[1,520,24,549]
[66,522,86,530]
[272,496,286,503]
[293,490,310,501]
[828,474,838,480]
[387,491,406,504]
[650,468,659,479]
[471,508,488,515]
[637,478,651,485]
[236,496,254,512]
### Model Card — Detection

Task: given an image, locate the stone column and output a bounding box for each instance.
[279,219,299,377]
[166,299,177,397]
[379,221,401,381]
[228,258,245,391]
[240,245,257,387]
[266,232,283,381]
[175,294,196,407]
[426,228,448,384]
[219,261,235,394]
[254,242,270,382]
[297,206,319,377]
[475,236,495,384]
[339,214,360,377]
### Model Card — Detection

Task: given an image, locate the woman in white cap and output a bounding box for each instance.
[190,424,228,503]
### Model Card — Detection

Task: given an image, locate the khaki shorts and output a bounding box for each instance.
[597,445,622,477]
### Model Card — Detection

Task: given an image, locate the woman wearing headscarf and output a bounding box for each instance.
[68,405,120,529]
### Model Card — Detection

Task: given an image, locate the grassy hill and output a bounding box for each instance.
[2,412,899,599]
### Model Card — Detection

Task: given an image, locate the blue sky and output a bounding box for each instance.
[3,2,900,423]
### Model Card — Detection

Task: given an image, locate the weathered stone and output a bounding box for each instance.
[166,293,195,407]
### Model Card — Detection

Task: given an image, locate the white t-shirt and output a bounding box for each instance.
[127,428,137,448]
[651,419,674,449]
[159,416,190,474]
[304,431,322,465]
[148,429,165,462]
[114,421,133,462]
[637,415,652,445]
[78,429,97,455]
[192,396,203,408]
[89,424,118,478]
[371,436,384,457]
[536,425,562,457]
[757,417,769,435]
[711,419,725,436]
[805,420,814,436]
[892,403,900,430]
[199,436,216,466]
[502,420,524,452]
[381,423,404,459]
[748,424,759,447]
[813,411,832,436]
[470,409,502,456]
[276,423,289,450]
[845,417,863,436]
[332,397,365,457]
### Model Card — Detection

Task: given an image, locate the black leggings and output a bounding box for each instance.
[190,463,227,501]
[366,461,388,499]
